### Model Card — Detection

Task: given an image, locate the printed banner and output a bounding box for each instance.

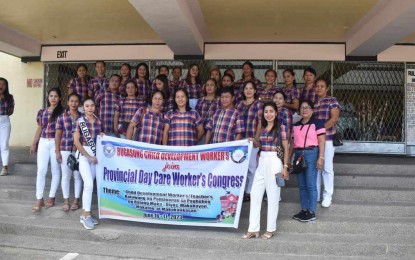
[96,136,252,228]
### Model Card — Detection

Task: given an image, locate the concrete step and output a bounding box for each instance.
[0,215,414,258]
[334,162,415,176]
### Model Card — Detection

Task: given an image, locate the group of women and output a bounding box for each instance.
[0,60,339,235]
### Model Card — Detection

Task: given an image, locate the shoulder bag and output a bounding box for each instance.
[292,124,311,174]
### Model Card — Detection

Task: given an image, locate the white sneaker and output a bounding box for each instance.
[80,215,95,230]
[0,168,8,176]
[321,198,332,208]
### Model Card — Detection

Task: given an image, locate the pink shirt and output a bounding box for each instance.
[292,117,326,148]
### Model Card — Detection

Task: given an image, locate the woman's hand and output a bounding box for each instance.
[248,138,259,148]
[88,155,98,164]
[29,143,37,157]
[317,158,324,170]
[282,168,289,180]
[56,152,62,164]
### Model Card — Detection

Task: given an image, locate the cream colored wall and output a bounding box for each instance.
[0,52,43,146]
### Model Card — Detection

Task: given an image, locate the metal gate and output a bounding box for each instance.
[44,60,406,154]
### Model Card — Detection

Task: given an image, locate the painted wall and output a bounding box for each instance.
[0,52,43,146]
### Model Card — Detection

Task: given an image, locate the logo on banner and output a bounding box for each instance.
[230,148,246,163]
[103,143,116,158]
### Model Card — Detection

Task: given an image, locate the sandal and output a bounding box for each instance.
[70,201,80,211]
[243,193,251,202]
[241,232,259,239]
[261,231,275,240]
[62,202,70,212]
[32,199,44,213]
[45,197,55,208]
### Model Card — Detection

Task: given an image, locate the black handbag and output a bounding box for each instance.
[292,124,311,175]
[333,132,343,147]
[67,152,79,171]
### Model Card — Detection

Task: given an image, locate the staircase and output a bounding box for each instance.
[0,148,414,259]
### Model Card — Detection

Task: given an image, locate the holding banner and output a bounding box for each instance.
[96,135,252,228]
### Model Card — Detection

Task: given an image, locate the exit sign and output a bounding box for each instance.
[407,69,415,84]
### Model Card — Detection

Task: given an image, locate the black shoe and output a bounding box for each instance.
[293,210,307,220]
[243,193,250,202]
[299,211,316,222]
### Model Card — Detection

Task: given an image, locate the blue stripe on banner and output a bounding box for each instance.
[101,140,248,153]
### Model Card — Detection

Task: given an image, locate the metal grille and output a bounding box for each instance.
[44,60,405,143]
[332,62,405,142]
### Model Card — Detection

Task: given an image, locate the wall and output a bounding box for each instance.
[0,52,43,146]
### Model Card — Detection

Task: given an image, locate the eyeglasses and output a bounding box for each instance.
[300,106,312,111]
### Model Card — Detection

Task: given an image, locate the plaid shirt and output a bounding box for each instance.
[235,78,262,93]
[236,100,263,138]
[131,107,164,144]
[164,109,202,146]
[205,108,245,143]
[134,78,151,98]
[56,111,82,151]
[195,97,220,128]
[115,97,146,123]
[259,125,288,152]
[178,80,202,99]
[283,86,300,113]
[278,107,293,140]
[88,76,109,100]
[76,115,101,146]
[96,90,120,134]
[161,98,175,114]
[0,96,14,115]
[258,85,282,100]
[299,86,318,103]
[36,108,59,138]
[119,77,132,97]
[314,96,340,140]
[67,77,88,102]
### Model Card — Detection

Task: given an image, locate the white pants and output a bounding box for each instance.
[35,138,61,199]
[0,115,11,166]
[60,151,83,199]
[245,147,259,193]
[248,152,282,232]
[78,146,96,212]
[317,140,335,201]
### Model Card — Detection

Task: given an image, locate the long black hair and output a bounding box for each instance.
[135,63,150,80]
[155,74,170,101]
[185,64,202,85]
[173,88,191,112]
[241,80,258,100]
[0,77,14,106]
[283,68,297,87]
[203,78,219,97]
[242,61,256,80]
[46,87,64,122]
[261,102,280,141]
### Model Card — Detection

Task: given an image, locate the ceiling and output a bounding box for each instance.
[1,0,415,57]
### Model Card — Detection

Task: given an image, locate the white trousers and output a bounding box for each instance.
[245,147,259,193]
[248,152,282,232]
[317,140,335,201]
[60,151,83,199]
[78,146,96,212]
[35,138,61,199]
[0,115,11,166]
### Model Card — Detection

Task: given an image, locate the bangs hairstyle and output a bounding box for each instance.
[150,90,166,105]
[273,90,287,101]
[203,78,219,97]
[185,63,202,85]
[46,87,64,123]
[155,74,170,101]
[261,102,280,141]
[173,88,191,112]
[303,67,317,77]
[82,97,95,106]
[241,80,258,100]
[135,63,150,80]
[283,68,297,86]
[242,61,255,80]
[0,77,14,105]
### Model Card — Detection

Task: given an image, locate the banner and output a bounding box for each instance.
[96,136,252,228]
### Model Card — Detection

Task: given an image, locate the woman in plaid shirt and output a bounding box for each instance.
[74,98,102,230]
[201,68,222,97]
[235,61,262,94]
[163,89,204,146]
[133,63,151,100]
[273,91,293,140]
[299,67,318,103]
[242,102,289,240]
[55,93,82,212]
[67,64,89,103]
[258,69,282,103]
[178,64,203,107]
[119,63,132,96]
[114,79,146,138]
[30,88,64,212]
[152,74,174,113]
[0,78,14,176]
[282,68,301,123]
[236,81,263,202]
[126,91,165,144]
[196,78,220,144]
[222,73,241,105]
[314,79,340,208]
